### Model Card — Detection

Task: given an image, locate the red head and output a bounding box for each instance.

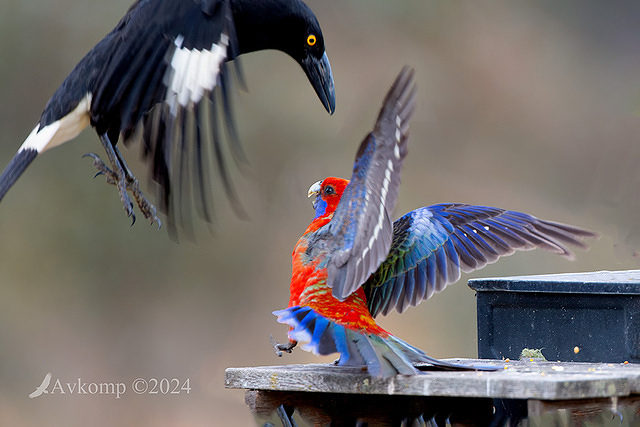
[307,177,349,219]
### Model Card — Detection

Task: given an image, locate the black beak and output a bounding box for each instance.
[301,52,336,115]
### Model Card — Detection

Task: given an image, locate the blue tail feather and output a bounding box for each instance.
[273,306,496,377]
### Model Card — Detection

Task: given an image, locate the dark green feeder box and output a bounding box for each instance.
[468,270,640,363]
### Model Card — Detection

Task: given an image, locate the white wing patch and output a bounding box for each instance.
[165,34,229,114]
[361,159,394,262]
[20,93,92,154]
[394,115,402,158]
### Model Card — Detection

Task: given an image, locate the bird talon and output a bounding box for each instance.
[270,335,297,357]
[129,179,161,228]
[83,152,106,168]
[92,171,116,186]
[82,152,99,160]
[85,145,160,228]
[85,153,116,182]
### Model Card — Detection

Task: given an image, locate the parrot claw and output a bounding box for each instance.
[270,335,297,357]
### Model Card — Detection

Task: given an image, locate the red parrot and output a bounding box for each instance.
[273,67,597,377]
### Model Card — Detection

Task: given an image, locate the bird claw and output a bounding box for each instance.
[270,335,297,357]
[82,152,102,162]
[131,185,161,228]
[84,152,161,228]
[84,153,117,183]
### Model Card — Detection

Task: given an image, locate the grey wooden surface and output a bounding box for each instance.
[225,359,640,400]
[476,269,640,284]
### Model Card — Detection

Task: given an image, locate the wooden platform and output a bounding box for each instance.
[226,360,640,426]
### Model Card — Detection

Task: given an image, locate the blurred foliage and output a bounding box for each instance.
[0,0,639,425]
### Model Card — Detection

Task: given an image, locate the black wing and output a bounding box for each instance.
[84,0,244,229]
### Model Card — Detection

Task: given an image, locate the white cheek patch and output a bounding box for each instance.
[20,93,92,154]
[165,34,229,113]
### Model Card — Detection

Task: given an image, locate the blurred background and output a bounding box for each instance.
[1,0,639,425]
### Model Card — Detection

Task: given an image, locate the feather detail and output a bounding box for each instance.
[321,67,417,301]
[273,306,494,377]
[276,67,596,380]
[365,204,599,317]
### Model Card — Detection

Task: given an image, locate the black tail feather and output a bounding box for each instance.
[0,149,38,202]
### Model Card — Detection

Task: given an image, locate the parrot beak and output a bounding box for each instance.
[308,180,322,210]
[308,180,322,198]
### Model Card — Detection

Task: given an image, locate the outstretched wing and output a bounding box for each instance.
[321,67,416,300]
[364,203,598,317]
[88,0,245,228]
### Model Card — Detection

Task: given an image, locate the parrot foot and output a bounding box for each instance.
[84,151,161,228]
[270,335,297,357]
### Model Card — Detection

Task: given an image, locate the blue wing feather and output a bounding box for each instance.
[317,67,416,301]
[364,203,597,317]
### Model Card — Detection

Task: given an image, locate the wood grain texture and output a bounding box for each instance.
[225,359,640,400]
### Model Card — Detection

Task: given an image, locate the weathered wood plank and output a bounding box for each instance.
[225,360,640,400]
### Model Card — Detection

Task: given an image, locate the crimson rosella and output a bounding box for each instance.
[0,0,334,228]
[273,67,597,378]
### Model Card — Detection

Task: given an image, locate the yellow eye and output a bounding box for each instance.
[307,34,317,46]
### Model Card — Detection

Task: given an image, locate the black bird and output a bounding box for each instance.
[0,0,335,227]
